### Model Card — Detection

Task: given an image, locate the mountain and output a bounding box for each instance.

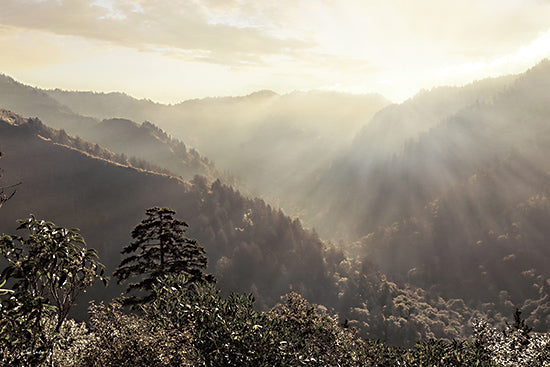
[5,60,550,344]
[0,74,96,131]
[329,60,549,237]
[0,110,333,311]
[0,74,225,182]
[4,75,390,217]
[305,73,519,240]
[45,86,390,217]
[0,110,494,346]
[0,109,173,175]
[351,74,517,160]
[306,60,550,332]
[84,118,224,182]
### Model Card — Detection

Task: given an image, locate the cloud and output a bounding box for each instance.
[0,0,313,66]
[1,0,550,103]
[2,0,550,70]
[306,0,550,61]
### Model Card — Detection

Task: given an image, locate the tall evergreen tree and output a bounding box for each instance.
[114,207,214,306]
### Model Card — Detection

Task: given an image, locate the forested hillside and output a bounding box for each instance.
[0,111,330,309]
[3,60,550,349]
[305,73,519,240]
[45,87,390,213]
[0,110,499,346]
[0,75,224,182]
[308,60,550,333]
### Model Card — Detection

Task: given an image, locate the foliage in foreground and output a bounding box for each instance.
[1,213,549,366]
[49,277,501,367]
[6,274,550,366]
[474,310,550,367]
[0,216,106,366]
[145,275,371,366]
[76,302,192,367]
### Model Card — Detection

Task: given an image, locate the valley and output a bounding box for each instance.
[3,61,550,349]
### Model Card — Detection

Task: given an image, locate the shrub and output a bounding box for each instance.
[77,302,193,367]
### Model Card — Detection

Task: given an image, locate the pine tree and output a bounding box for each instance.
[114,207,215,306]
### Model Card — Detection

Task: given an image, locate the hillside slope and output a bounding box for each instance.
[46,87,390,215]
[310,60,550,332]
[0,111,333,310]
[0,111,493,346]
[0,75,223,181]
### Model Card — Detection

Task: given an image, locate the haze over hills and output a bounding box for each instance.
[46,88,389,150]
[2,73,390,217]
[3,59,550,346]
[316,60,550,239]
[305,73,521,240]
[45,86,390,213]
[301,60,550,333]
[0,74,225,182]
[0,110,490,346]
[351,74,518,160]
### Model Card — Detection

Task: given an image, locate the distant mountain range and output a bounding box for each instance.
[0,110,486,346]
[3,60,550,344]
[0,74,226,183]
[44,84,390,214]
[1,74,390,217]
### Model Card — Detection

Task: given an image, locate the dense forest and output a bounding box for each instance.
[44,86,390,214]
[1,203,549,365]
[2,60,550,365]
[0,75,226,183]
[314,60,550,334]
[0,111,490,346]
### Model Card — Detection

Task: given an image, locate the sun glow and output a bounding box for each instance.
[1,0,550,102]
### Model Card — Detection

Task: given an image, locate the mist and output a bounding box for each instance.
[45,87,390,216]
[3,1,550,361]
[3,60,550,347]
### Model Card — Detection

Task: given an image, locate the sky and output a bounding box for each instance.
[1,0,550,104]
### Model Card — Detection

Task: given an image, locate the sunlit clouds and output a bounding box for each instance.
[1,0,550,102]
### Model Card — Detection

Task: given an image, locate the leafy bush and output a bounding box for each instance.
[405,339,494,367]
[77,302,192,367]
[0,216,106,366]
[474,316,550,366]
[0,290,52,366]
[146,275,272,366]
[266,292,368,366]
[147,276,375,366]
[46,318,91,367]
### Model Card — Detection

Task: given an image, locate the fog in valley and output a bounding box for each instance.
[45,87,390,213]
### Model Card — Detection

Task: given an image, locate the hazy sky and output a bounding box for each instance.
[1,0,550,103]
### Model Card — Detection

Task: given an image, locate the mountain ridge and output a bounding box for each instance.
[0,75,226,182]
[0,109,494,346]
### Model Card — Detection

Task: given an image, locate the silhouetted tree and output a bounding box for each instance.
[114,207,215,306]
